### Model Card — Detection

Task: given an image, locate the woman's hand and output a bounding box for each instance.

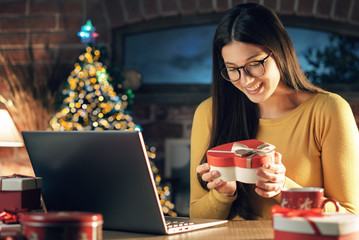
[196,163,237,197]
[255,152,286,198]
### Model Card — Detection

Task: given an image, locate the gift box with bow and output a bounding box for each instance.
[206,139,275,184]
[272,205,359,240]
[0,174,42,212]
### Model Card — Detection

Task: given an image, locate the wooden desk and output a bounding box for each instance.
[103,220,274,240]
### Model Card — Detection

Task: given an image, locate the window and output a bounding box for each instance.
[113,19,359,104]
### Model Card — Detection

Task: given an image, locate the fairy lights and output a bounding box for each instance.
[77,20,99,44]
[49,20,177,217]
[49,43,138,131]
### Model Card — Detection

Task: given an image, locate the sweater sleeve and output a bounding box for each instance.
[318,94,359,213]
[189,98,238,219]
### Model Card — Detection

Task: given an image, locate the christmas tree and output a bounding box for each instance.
[49,44,135,131]
[49,20,176,216]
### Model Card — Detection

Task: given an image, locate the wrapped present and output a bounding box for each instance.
[0,174,42,212]
[207,139,275,183]
[0,223,22,239]
[272,205,359,240]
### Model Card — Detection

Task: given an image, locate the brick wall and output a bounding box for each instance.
[0,0,85,64]
[0,0,358,68]
[132,103,197,160]
[1,0,359,177]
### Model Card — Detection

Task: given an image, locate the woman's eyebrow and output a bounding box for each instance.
[224,53,263,65]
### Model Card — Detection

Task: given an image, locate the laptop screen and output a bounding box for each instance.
[22,130,167,233]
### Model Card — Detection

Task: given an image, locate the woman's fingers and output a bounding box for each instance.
[208,179,237,197]
[256,167,285,182]
[262,163,286,175]
[255,152,286,198]
[196,163,236,196]
[274,152,282,164]
[207,178,222,190]
[256,180,280,191]
[255,184,281,198]
[196,163,210,174]
[196,163,221,182]
[202,170,219,182]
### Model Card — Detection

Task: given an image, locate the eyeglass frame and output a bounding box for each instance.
[220,52,273,82]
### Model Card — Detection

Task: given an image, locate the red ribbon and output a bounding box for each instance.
[271,205,325,236]
[0,173,38,191]
[0,209,28,224]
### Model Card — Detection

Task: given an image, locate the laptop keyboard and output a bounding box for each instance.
[166,219,194,228]
[164,216,227,234]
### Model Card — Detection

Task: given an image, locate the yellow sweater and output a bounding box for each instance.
[190,92,359,220]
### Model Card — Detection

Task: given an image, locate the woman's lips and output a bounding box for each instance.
[244,82,263,94]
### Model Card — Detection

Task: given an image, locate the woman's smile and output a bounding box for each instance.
[244,82,263,94]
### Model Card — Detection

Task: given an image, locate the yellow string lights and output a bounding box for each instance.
[49,46,137,132]
[49,44,176,216]
[148,146,177,217]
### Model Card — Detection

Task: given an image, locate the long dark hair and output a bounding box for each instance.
[197,3,323,220]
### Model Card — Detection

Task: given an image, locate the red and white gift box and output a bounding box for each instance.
[0,174,42,211]
[272,206,359,240]
[206,139,275,184]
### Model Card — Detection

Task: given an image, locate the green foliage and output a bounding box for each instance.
[304,34,359,84]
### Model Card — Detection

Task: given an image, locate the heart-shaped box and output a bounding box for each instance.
[206,139,275,184]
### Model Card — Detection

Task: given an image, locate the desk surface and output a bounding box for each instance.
[103,220,273,240]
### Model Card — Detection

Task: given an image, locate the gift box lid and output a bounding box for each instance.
[207,139,275,168]
[0,176,42,191]
[0,223,22,239]
[0,223,21,231]
[273,212,359,236]
[20,212,103,225]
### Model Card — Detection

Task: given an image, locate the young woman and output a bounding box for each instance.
[190,3,359,220]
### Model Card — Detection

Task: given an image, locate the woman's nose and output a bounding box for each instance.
[239,69,255,85]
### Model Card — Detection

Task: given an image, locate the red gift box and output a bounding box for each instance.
[207,139,275,183]
[0,174,42,212]
[272,206,359,240]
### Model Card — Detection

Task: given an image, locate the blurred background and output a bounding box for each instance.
[1,0,358,217]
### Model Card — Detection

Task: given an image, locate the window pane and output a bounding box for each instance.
[123,24,359,85]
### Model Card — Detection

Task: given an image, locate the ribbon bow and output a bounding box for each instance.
[207,141,276,168]
[233,142,275,158]
[271,205,325,236]
[0,209,28,224]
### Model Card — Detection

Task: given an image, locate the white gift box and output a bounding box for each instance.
[273,212,359,240]
[0,176,42,191]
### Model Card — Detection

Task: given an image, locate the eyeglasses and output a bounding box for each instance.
[220,53,272,82]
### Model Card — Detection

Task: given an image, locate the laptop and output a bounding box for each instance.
[22,130,227,234]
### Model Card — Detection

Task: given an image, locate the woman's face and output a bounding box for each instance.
[221,41,282,104]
